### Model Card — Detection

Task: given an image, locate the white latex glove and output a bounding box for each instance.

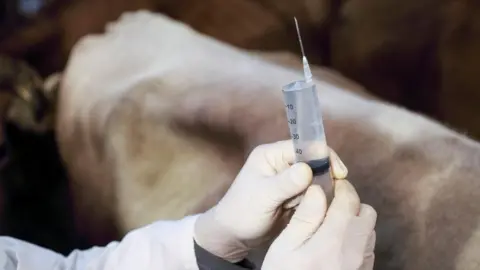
[194,140,348,262]
[262,180,377,270]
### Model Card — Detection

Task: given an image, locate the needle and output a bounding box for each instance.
[293,17,313,83]
[294,17,306,58]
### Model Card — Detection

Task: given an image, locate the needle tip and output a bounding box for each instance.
[293,17,305,57]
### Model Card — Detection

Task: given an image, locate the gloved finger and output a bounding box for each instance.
[283,193,304,209]
[267,162,313,207]
[347,204,377,241]
[272,185,327,249]
[358,204,377,230]
[359,231,376,270]
[311,180,360,242]
[328,148,348,180]
[360,253,375,270]
[327,180,361,217]
[341,204,377,268]
[246,140,296,175]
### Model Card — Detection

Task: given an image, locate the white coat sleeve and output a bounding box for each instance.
[0,215,200,270]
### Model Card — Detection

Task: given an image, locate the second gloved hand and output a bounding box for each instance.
[193,140,348,262]
[261,181,377,270]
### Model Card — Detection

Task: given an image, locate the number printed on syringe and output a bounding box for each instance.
[285,102,303,158]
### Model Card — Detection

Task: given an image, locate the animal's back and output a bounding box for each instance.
[56,11,480,269]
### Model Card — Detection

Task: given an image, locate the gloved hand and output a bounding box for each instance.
[262,180,377,270]
[193,140,348,262]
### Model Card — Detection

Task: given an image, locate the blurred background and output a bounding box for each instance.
[0,0,479,256]
[3,0,480,138]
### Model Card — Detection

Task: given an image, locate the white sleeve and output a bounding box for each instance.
[0,215,200,270]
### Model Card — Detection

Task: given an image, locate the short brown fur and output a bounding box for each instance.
[56,12,480,270]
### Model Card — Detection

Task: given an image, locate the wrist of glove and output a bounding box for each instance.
[193,237,256,269]
[194,207,250,263]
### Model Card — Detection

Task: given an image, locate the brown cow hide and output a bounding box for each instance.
[57,11,480,270]
[327,0,480,139]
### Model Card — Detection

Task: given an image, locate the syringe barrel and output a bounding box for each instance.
[282,80,333,203]
[282,80,329,162]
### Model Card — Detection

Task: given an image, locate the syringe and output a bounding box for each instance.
[282,18,333,204]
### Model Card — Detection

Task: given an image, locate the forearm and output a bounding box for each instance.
[0,214,257,270]
[0,215,200,270]
[0,236,110,270]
